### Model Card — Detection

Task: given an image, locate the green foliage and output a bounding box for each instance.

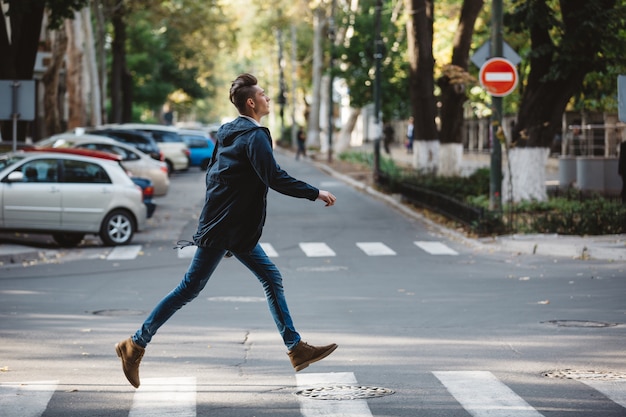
[335,0,411,120]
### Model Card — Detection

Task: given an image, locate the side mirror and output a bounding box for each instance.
[6,171,25,182]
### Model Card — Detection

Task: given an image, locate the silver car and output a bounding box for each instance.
[0,150,147,247]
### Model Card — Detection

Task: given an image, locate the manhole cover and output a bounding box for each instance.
[543,369,626,381]
[91,309,145,316]
[541,320,618,328]
[296,385,395,400]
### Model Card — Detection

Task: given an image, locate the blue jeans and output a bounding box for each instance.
[132,244,301,350]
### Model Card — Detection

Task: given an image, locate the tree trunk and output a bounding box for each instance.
[406,0,438,172]
[438,0,483,145]
[110,1,127,123]
[42,29,68,137]
[93,0,108,124]
[307,6,325,148]
[82,7,101,127]
[0,3,45,141]
[334,107,361,155]
[65,14,87,129]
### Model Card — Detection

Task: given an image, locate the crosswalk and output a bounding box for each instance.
[175,240,459,260]
[2,371,625,416]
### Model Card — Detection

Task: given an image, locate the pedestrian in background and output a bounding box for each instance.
[296,126,306,160]
[115,73,338,388]
[619,140,626,203]
[383,122,394,154]
[406,117,414,154]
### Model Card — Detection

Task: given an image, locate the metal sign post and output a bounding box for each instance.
[0,80,36,151]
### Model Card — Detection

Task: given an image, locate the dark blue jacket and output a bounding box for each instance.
[193,117,319,252]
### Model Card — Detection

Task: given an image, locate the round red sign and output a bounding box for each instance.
[479,58,518,97]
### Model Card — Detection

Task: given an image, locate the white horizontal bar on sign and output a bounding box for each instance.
[356,242,396,256]
[414,241,459,255]
[296,372,373,417]
[299,242,336,257]
[433,371,543,417]
[0,380,59,417]
[129,377,196,417]
[107,245,142,260]
[485,72,514,82]
[260,242,279,257]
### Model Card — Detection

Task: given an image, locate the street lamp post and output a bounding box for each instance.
[327,0,336,163]
[489,0,503,211]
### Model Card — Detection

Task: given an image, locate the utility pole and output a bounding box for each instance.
[489,0,503,211]
[373,0,383,180]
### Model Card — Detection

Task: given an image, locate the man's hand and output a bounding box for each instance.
[317,190,337,207]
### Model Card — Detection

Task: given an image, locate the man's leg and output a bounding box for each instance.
[116,246,226,387]
[234,244,337,371]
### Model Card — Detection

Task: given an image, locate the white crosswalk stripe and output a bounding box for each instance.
[0,380,58,417]
[578,379,626,409]
[129,377,196,417]
[356,242,397,256]
[107,245,143,260]
[414,240,459,255]
[433,371,544,417]
[260,242,279,257]
[299,242,336,257]
[296,372,373,417]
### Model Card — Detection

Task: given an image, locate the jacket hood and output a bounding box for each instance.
[217,117,265,147]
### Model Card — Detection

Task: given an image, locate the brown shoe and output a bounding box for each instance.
[288,341,337,372]
[115,337,145,388]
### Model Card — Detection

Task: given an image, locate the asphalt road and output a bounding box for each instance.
[1,152,625,417]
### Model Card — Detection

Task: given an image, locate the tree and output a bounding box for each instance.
[405,0,438,171]
[0,0,88,140]
[508,0,626,148]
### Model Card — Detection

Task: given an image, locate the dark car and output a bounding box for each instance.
[88,128,162,162]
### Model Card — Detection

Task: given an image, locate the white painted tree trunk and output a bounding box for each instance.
[307,7,324,148]
[334,107,361,154]
[502,147,549,203]
[412,140,440,174]
[438,143,463,177]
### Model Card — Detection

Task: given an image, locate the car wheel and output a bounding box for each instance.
[165,160,173,176]
[100,209,135,246]
[52,232,85,248]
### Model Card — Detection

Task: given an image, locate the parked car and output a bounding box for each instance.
[36,133,170,196]
[179,129,216,170]
[106,124,190,174]
[130,176,157,219]
[0,149,147,247]
[87,128,162,162]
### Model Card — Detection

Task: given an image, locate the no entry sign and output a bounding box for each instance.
[479,58,518,97]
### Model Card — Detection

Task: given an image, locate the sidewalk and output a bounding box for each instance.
[312,143,624,262]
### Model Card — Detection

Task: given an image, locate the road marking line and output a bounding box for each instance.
[296,372,373,417]
[107,245,142,260]
[129,377,196,417]
[578,379,626,409]
[433,371,543,417]
[260,242,279,257]
[414,241,459,255]
[0,380,58,417]
[299,242,336,257]
[356,242,397,256]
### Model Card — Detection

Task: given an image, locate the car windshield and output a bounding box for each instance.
[0,154,26,171]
